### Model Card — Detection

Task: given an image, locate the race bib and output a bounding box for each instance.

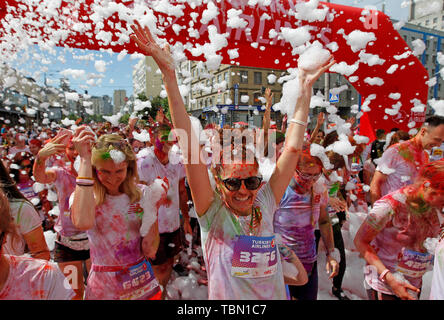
[116,259,160,300]
[395,248,433,278]
[231,235,278,279]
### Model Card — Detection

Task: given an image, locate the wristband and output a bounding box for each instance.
[379,269,390,283]
[76,178,94,186]
[76,176,94,181]
[289,119,307,126]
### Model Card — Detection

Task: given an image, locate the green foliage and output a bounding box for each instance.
[136,93,170,121]
[119,113,130,124]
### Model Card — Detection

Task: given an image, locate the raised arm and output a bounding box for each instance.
[70,126,96,230]
[262,88,273,134]
[33,134,68,184]
[268,59,335,205]
[309,112,325,144]
[130,22,213,216]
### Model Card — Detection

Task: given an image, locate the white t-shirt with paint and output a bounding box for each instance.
[198,183,286,300]
[137,148,186,234]
[3,199,42,256]
[0,255,75,300]
[375,140,428,197]
[430,232,444,300]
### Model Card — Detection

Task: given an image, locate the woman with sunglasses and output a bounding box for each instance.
[354,160,444,300]
[70,130,168,300]
[130,21,333,299]
[273,151,339,300]
[0,160,50,261]
[0,188,75,300]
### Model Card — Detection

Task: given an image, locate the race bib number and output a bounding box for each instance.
[395,248,433,278]
[231,235,278,279]
[116,260,160,300]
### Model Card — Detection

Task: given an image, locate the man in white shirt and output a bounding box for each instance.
[370,115,444,203]
[137,123,191,299]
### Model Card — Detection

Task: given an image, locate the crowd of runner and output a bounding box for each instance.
[0,23,443,300]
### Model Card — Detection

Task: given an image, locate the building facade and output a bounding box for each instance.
[132,56,163,100]
[409,0,444,31]
[113,89,127,114]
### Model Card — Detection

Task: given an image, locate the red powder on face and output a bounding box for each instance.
[419,160,444,191]
[297,151,323,171]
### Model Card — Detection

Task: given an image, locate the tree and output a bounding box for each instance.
[136,93,170,121]
[119,113,130,124]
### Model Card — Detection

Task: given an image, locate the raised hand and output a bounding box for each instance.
[265,87,273,109]
[72,126,96,160]
[317,112,325,125]
[130,21,175,75]
[346,117,356,126]
[37,134,68,160]
[299,57,336,89]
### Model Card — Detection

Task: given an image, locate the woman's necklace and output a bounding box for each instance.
[229,205,262,236]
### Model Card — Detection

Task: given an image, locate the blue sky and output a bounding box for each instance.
[13,46,137,99]
[14,0,410,101]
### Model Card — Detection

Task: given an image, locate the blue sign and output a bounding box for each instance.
[329,93,339,103]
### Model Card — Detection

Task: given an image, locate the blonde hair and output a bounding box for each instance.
[91,134,141,206]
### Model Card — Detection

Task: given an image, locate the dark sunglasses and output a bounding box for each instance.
[221,176,263,191]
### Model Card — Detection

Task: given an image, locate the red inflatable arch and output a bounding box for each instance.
[0,0,428,139]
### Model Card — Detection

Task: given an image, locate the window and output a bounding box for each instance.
[426,20,429,26]
[254,72,262,85]
[253,92,261,104]
[240,71,248,84]
[224,72,229,82]
[434,17,438,24]
[217,74,222,83]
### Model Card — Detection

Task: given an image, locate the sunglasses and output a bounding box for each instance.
[296,169,321,181]
[221,176,263,191]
